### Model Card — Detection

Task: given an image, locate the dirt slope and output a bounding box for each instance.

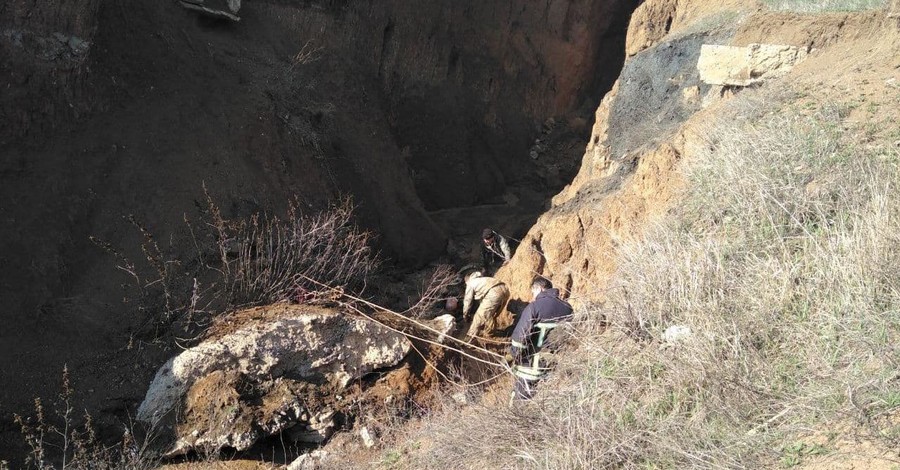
[350,2,898,469]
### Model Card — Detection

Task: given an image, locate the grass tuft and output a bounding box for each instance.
[761,0,888,13]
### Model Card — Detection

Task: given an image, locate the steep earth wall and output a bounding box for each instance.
[0,0,638,460]
[496,0,898,313]
[0,0,102,142]
[495,0,736,308]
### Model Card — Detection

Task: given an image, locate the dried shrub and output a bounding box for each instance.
[14,367,158,470]
[92,192,378,335]
[402,265,457,319]
[219,196,379,307]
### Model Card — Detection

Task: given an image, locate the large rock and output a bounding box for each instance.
[136,305,411,455]
[697,43,810,86]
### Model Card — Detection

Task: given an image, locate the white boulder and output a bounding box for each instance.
[136,305,411,454]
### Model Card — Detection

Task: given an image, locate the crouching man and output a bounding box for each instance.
[509,276,572,400]
[462,271,510,341]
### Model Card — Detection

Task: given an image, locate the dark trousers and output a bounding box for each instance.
[512,352,539,401]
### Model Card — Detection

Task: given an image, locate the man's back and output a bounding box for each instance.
[511,288,572,347]
[528,288,571,321]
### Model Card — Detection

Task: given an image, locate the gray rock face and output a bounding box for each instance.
[136,305,411,455]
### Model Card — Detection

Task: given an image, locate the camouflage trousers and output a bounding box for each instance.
[465,284,510,339]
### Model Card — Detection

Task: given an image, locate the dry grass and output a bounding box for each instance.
[762,0,888,12]
[383,90,900,469]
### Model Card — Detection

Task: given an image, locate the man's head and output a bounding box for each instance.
[482,228,495,245]
[531,276,552,300]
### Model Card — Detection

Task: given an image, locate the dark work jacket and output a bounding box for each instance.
[510,288,572,359]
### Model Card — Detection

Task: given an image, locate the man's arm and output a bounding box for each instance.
[499,236,512,262]
[510,303,536,361]
[462,282,475,317]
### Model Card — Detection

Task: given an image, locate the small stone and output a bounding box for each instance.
[68,36,89,55]
[662,325,692,345]
[287,450,329,470]
[427,314,456,343]
[451,391,469,405]
[360,426,376,448]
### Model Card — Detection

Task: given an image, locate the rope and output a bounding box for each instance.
[300,275,507,367]
[406,339,509,389]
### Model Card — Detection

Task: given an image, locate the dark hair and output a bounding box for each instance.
[481,228,494,239]
[531,276,552,290]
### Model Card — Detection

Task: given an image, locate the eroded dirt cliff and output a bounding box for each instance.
[496,0,900,312]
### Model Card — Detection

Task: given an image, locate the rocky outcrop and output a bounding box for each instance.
[493,0,893,317]
[698,43,810,86]
[136,305,411,455]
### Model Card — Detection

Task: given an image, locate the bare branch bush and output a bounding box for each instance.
[92,191,378,335]
[401,265,457,319]
[225,197,379,307]
[14,367,159,470]
[290,39,323,69]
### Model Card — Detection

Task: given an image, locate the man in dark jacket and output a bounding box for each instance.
[481,228,512,275]
[508,276,572,400]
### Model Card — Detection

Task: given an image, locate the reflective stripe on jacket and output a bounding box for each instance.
[510,288,572,354]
